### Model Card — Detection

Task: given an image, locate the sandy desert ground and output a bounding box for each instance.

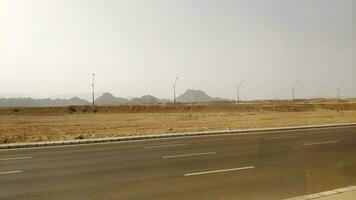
[1,100,356,143]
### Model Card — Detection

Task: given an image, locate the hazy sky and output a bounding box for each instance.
[1,0,355,100]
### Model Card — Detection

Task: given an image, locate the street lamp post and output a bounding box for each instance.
[92,73,95,107]
[291,80,299,102]
[337,82,344,102]
[173,77,178,105]
[236,80,245,104]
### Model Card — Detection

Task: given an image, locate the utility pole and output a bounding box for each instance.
[291,80,299,102]
[92,73,95,107]
[173,77,178,105]
[337,82,344,102]
[236,80,245,104]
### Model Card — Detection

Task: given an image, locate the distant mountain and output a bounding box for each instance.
[0,97,90,107]
[67,97,90,105]
[0,92,171,107]
[159,98,172,103]
[0,90,227,107]
[94,92,129,105]
[95,93,170,105]
[176,89,224,102]
[130,95,161,104]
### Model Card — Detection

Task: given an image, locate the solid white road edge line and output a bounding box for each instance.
[144,143,189,149]
[0,171,22,175]
[184,166,255,176]
[303,140,339,146]
[162,152,216,159]
[0,156,32,161]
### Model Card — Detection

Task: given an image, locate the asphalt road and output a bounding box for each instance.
[1,126,356,200]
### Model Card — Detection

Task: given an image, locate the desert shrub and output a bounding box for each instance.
[81,106,89,113]
[80,106,97,113]
[68,106,76,113]
[13,109,20,113]
[75,135,85,140]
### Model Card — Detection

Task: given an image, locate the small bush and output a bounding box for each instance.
[81,106,97,113]
[68,106,76,113]
[81,106,89,113]
[75,135,85,140]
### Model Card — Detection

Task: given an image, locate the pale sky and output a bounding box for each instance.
[1,0,355,100]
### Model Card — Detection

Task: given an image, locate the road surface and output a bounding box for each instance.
[1,126,356,200]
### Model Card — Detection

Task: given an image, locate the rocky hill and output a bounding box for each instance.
[94,92,129,105]
[176,89,224,102]
[130,95,161,104]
